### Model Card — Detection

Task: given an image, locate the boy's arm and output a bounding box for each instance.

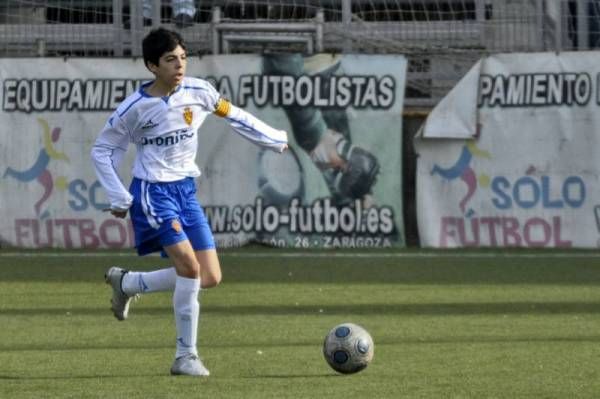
[90,114,134,212]
[214,98,288,153]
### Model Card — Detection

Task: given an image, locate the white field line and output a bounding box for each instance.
[0,251,599,258]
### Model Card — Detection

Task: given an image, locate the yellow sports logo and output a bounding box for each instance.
[171,219,182,233]
[183,107,193,125]
[214,98,231,117]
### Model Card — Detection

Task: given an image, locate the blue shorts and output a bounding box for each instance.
[129,177,215,256]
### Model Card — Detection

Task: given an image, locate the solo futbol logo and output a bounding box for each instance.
[430,141,491,217]
[3,118,70,218]
[429,140,588,247]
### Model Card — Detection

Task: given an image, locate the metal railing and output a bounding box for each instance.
[2,0,600,105]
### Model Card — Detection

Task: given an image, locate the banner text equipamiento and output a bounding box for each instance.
[478,73,592,107]
[3,79,145,112]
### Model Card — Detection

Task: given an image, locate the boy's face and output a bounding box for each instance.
[148,44,187,88]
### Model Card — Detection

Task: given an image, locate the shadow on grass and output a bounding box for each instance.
[400,335,600,344]
[3,333,600,355]
[0,373,167,380]
[2,255,600,285]
[0,372,333,380]
[3,301,600,317]
[0,342,174,352]
[243,374,336,379]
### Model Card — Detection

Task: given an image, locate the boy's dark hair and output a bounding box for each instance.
[142,28,186,68]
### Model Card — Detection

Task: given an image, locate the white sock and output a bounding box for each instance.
[121,268,177,295]
[174,275,200,358]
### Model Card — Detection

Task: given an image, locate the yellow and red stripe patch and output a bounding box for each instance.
[214,98,231,117]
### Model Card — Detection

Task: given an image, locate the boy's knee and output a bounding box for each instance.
[177,258,201,279]
[201,272,222,288]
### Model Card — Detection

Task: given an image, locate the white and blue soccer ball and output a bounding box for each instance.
[323,322,374,374]
[257,147,304,206]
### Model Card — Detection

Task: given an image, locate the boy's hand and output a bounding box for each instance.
[103,207,128,219]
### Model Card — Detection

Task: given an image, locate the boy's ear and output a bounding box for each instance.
[146,61,159,74]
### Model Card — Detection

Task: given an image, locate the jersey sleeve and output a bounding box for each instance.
[189,78,222,113]
[90,112,134,210]
[217,101,288,153]
[189,78,288,152]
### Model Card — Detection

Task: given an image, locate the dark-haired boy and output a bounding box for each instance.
[91,28,288,376]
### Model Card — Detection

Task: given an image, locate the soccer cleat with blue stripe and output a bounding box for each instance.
[104,266,137,321]
[170,354,210,377]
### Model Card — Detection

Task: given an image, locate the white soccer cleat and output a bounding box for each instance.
[104,266,137,321]
[170,354,210,377]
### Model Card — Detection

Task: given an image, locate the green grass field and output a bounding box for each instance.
[1,248,600,398]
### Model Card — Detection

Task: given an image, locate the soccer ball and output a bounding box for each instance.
[323,322,374,374]
[257,147,304,206]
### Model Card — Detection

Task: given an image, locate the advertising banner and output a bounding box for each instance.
[0,54,406,249]
[416,52,600,248]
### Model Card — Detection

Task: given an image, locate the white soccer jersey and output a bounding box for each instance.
[91,76,287,210]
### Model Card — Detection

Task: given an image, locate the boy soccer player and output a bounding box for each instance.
[91,28,288,376]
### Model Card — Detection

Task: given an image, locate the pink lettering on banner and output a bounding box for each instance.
[99,219,129,248]
[80,219,100,247]
[439,216,571,248]
[15,218,135,249]
[54,219,78,247]
[502,217,521,246]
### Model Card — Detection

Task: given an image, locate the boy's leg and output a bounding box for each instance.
[106,177,181,320]
[163,239,210,376]
[105,267,139,321]
[105,266,177,320]
[195,248,221,288]
[121,267,177,294]
[183,194,222,289]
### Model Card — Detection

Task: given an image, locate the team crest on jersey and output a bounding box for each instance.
[171,219,182,233]
[183,107,193,126]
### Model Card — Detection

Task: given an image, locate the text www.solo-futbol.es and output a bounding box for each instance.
[204,197,396,248]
